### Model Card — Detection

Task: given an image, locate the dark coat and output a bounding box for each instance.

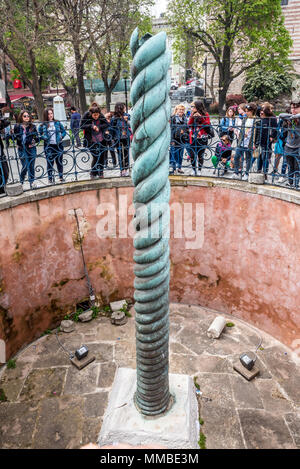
[80,111,109,147]
[0,118,10,193]
[13,123,38,149]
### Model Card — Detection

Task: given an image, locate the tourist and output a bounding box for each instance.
[14,110,38,187]
[70,106,81,147]
[188,100,212,176]
[232,102,260,181]
[80,103,109,179]
[274,111,289,183]
[218,107,236,141]
[0,113,10,194]
[169,104,189,175]
[104,112,117,167]
[110,103,132,177]
[39,108,67,184]
[279,100,300,188]
[212,134,232,176]
[256,106,278,179]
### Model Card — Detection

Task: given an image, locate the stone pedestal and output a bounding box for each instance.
[98,368,199,449]
[5,183,23,196]
[248,173,265,185]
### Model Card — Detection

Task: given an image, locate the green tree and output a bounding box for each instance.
[242,65,294,102]
[168,0,292,114]
[90,0,153,111]
[0,0,62,119]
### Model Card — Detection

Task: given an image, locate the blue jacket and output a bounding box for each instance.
[38,121,67,146]
[13,123,38,149]
[71,112,81,130]
[110,113,132,139]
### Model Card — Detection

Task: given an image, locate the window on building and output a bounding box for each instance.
[281,0,289,6]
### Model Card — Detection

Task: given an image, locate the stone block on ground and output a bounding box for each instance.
[0,339,5,363]
[98,368,199,449]
[248,173,265,185]
[111,311,128,326]
[79,310,93,322]
[110,300,127,312]
[5,183,24,196]
[60,320,75,333]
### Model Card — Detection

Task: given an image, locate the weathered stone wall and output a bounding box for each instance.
[0,179,299,358]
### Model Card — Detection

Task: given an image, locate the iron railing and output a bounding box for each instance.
[0,118,299,195]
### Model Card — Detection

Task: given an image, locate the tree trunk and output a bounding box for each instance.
[105,88,112,112]
[1,53,11,108]
[28,51,45,120]
[74,45,87,114]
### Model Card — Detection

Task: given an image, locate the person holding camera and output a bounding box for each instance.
[169,104,189,175]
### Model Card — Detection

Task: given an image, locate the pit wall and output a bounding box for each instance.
[0,178,299,359]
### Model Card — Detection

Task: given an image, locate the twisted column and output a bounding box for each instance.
[130,29,172,416]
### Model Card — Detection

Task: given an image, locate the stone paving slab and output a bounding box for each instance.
[0,302,299,449]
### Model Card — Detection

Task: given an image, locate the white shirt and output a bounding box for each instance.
[48,121,56,144]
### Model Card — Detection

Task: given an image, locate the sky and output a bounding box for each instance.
[151,0,168,17]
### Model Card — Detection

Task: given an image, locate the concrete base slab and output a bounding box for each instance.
[98,368,199,449]
[70,355,95,370]
[233,361,260,381]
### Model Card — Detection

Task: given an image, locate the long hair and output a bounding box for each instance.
[226,107,235,118]
[18,110,33,125]
[43,108,56,123]
[114,102,125,118]
[193,100,207,116]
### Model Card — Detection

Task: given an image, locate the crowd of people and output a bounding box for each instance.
[169,99,300,188]
[1,96,300,192]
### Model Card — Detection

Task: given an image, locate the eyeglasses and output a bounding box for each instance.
[191,105,195,108]
[23,114,29,117]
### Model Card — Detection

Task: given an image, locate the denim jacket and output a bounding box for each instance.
[110,113,132,139]
[38,121,67,146]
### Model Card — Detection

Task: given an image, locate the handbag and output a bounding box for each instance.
[253,146,260,158]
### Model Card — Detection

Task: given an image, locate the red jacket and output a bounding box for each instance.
[188,112,211,144]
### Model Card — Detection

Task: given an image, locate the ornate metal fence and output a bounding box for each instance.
[0,118,299,194]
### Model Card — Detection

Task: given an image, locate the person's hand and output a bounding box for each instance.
[93,126,99,132]
[124,116,128,121]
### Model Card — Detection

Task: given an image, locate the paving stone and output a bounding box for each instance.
[95,320,131,341]
[238,409,296,449]
[195,373,235,409]
[177,325,212,356]
[169,354,204,375]
[83,392,109,418]
[0,401,38,448]
[255,380,294,414]
[0,362,32,402]
[81,417,103,447]
[86,343,114,363]
[64,362,99,396]
[114,340,136,368]
[284,413,300,448]
[32,396,84,449]
[170,341,196,355]
[258,346,300,404]
[98,362,117,388]
[229,374,264,409]
[192,353,233,374]
[19,368,67,401]
[201,404,245,449]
